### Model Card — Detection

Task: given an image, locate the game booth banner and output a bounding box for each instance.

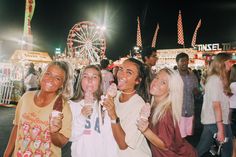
[10,50,52,63]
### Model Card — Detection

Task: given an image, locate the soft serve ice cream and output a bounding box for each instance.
[140,103,151,120]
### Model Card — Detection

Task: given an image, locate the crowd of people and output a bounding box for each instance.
[3,47,236,157]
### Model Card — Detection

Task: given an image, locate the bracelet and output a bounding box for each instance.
[216,120,223,123]
[142,127,149,133]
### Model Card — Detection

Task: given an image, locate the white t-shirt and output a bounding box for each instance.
[201,75,230,124]
[114,92,152,157]
[230,82,236,109]
[69,99,118,157]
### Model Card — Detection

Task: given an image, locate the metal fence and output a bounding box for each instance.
[0,63,24,104]
[0,76,14,104]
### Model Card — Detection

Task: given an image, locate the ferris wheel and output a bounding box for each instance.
[67,21,106,64]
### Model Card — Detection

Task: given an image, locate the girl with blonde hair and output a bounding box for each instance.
[197,53,233,157]
[4,61,74,157]
[137,68,197,157]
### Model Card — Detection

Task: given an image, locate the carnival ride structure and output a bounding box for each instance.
[67,21,106,65]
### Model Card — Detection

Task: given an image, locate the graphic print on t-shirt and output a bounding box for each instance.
[16,112,52,156]
[83,117,101,135]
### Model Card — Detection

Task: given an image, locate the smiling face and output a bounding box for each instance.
[117,60,140,92]
[40,65,65,93]
[81,67,100,94]
[150,70,169,101]
[177,57,189,72]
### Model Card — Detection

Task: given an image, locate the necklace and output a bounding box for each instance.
[121,90,136,95]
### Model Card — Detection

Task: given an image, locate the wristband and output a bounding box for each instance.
[111,117,120,124]
[142,127,148,133]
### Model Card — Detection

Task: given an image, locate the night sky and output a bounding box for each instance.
[0,0,236,60]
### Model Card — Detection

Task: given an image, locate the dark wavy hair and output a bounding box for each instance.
[175,52,189,62]
[125,58,152,103]
[141,46,156,62]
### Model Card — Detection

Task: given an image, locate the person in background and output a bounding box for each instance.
[100,59,114,95]
[38,67,42,75]
[103,58,152,157]
[141,46,158,76]
[4,61,74,157]
[175,52,199,138]
[73,69,80,94]
[230,64,236,157]
[229,64,236,137]
[196,53,233,157]
[137,68,197,157]
[24,68,39,91]
[25,63,36,78]
[24,63,40,91]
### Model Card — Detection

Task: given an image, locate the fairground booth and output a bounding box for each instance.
[0,50,52,105]
[155,42,236,71]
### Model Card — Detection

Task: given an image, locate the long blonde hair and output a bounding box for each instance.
[151,68,183,126]
[207,53,231,96]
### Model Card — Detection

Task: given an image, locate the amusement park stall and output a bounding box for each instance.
[155,46,236,71]
[155,48,205,69]
[0,50,52,105]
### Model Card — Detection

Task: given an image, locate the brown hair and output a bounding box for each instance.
[207,53,231,96]
[71,65,103,102]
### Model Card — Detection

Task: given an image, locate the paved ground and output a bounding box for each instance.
[0,107,15,155]
[0,97,212,156]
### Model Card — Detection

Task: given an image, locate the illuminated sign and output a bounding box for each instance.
[55,48,61,54]
[195,43,221,51]
[195,42,234,52]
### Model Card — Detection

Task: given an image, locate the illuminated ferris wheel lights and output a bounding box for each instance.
[74,27,80,31]
[100,26,106,31]
[67,21,106,64]
[71,33,76,37]
[96,25,106,31]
